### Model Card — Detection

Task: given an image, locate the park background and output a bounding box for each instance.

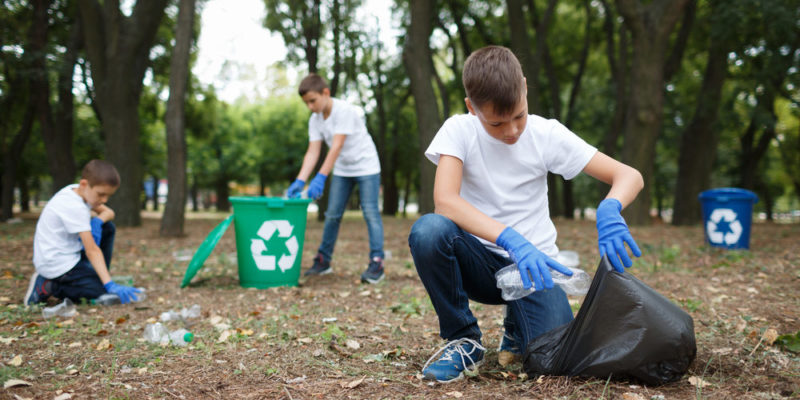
[1,0,799,399]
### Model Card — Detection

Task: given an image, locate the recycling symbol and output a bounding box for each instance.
[706,208,743,246]
[249,220,298,272]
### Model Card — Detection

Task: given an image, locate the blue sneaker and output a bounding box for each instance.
[24,272,52,306]
[360,257,385,284]
[422,338,485,383]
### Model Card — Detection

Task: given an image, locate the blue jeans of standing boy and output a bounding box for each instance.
[51,221,116,302]
[408,214,573,348]
[318,173,384,261]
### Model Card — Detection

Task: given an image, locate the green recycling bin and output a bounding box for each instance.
[229,196,312,288]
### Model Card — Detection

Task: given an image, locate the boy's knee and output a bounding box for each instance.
[102,221,116,236]
[409,214,455,248]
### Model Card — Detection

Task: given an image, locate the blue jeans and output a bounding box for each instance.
[408,214,573,348]
[51,221,116,302]
[318,173,384,261]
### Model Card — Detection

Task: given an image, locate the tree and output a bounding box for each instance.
[77,0,169,226]
[615,0,691,225]
[161,0,197,237]
[263,0,321,72]
[403,0,440,215]
[672,0,735,225]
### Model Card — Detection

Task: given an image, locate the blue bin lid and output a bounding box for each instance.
[698,187,758,203]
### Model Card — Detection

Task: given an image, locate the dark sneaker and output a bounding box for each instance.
[360,257,385,284]
[422,338,485,383]
[303,254,331,276]
[24,272,53,306]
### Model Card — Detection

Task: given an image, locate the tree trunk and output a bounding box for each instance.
[160,0,196,237]
[77,0,169,227]
[507,0,543,114]
[42,3,81,190]
[615,0,690,225]
[672,24,729,225]
[403,0,440,215]
[1,108,34,221]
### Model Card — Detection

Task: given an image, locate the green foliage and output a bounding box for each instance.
[775,331,800,354]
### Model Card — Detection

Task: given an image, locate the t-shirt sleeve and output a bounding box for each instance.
[425,117,467,165]
[542,120,597,180]
[58,200,91,234]
[329,104,363,136]
[308,115,324,142]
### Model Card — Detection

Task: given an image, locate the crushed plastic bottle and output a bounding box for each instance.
[42,298,77,319]
[91,288,147,305]
[143,322,194,346]
[495,264,591,301]
[159,304,201,322]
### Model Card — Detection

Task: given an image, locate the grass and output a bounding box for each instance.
[0,212,798,399]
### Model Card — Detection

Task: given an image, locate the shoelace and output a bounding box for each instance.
[422,338,486,373]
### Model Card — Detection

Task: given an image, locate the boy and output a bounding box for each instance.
[25,160,140,305]
[408,46,643,383]
[287,73,385,284]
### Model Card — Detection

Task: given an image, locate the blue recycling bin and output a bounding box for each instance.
[698,188,758,249]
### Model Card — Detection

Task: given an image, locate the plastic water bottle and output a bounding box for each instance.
[159,304,201,322]
[91,288,147,305]
[495,263,591,301]
[42,298,77,319]
[168,329,194,346]
[143,323,194,346]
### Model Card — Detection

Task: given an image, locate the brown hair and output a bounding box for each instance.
[298,73,329,96]
[462,46,526,116]
[81,159,120,187]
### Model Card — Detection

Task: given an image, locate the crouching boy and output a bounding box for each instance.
[408,46,644,382]
[25,160,140,305]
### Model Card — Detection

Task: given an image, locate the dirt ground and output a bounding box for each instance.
[1,210,798,399]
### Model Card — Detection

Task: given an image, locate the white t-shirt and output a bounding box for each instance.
[425,113,597,257]
[308,98,381,177]
[32,184,92,278]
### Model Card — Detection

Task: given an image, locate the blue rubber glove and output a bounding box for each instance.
[287,179,305,199]
[596,198,642,272]
[307,173,327,200]
[103,281,141,304]
[496,227,573,291]
[90,217,103,246]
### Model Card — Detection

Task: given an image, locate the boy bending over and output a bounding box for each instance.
[408,46,643,382]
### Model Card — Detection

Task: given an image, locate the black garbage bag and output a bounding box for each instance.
[523,256,696,385]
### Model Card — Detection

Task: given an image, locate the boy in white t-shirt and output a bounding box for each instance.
[25,160,140,305]
[409,46,644,382]
[286,73,385,284]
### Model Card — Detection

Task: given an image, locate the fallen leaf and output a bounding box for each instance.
[9,355,22,366]
[68,342,81,348]
[345,339,360,350]
[66,369,78,375]
[95,330,108,337]
[0,296,10,301]
[445,391,463,398]
[688,376,711,388]
[115,317,127,325]
[712,347,732,355]
[622,393,646,400]
[3,379,32,389]
[217,330,232,343]
[735,318,747,333]
[498,350,518,367]
[53,393,72,400]
[762,328,779,346]
[0,337,14,345]
[341,375,365,389]
[96,339,111,351]
[297,337,313,344]
[237,328,254,336]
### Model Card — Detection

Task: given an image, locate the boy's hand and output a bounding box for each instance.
[596,198,642,272]
[496,227,572,291]
[90,217,103,246]
[287,179,305,198]
[307,173,327,199]
[103,281,141,304]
